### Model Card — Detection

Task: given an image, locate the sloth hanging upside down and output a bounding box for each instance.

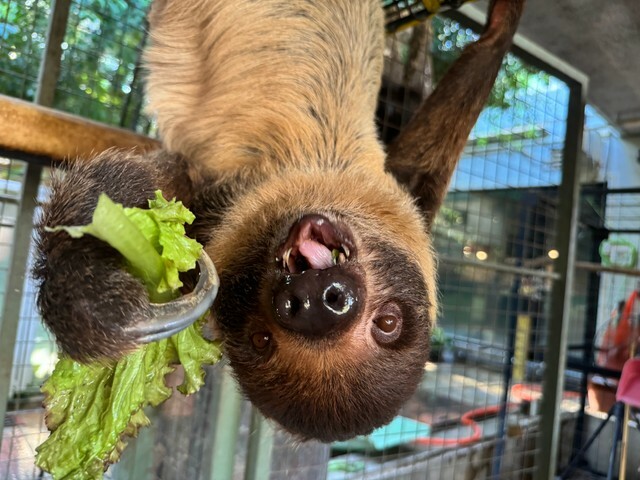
[35,0,525,442]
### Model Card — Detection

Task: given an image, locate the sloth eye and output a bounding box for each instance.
[251,332,271,351]
[372,314,402,344]
[376,316,398,333]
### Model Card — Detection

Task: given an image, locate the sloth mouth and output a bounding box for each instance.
[276,214,355,274]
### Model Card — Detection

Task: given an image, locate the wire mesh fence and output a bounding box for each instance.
[0,0,154,133]
[367,13,577,479]
[0,159,52,480]
[56,0,153,133]
[0,0,49,100]
[0,2,609,480]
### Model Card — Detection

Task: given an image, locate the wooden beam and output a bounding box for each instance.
[0,94,160,163]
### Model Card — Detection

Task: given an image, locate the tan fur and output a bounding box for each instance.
[36,0,524,442]
[146,0,386,179]
[145,0,438,343]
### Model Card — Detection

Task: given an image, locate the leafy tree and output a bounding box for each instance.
[0,0,50,100]
[0,0,153,133]
[431,16,549,109]
[55,0,153,133]
[0,3,548,136]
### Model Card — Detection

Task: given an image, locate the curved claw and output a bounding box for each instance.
[125,251,219,344]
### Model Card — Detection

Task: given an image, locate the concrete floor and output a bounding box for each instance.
[2,363,635,480]
[1,410,49,479]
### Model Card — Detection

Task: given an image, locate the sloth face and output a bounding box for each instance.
[210,169,435,441]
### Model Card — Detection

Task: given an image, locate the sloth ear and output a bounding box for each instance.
[385,0,525,228]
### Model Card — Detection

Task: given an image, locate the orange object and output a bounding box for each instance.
[588,290,640,412]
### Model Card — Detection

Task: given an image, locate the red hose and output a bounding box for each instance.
[413,383,579,447]
[414,404,513,447]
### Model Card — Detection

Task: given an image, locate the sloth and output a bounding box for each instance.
[35,0,525,442]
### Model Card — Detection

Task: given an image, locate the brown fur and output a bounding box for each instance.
[34,0,524,441]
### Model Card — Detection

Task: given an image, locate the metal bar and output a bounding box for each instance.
[0,0,71,451]
[0,195,19,205]
[607,402,625,480]
[566,358,621,379]
[575,261,640,277]
[35,0,72,106]
[571,219,607,461]
[0,148,56,168]
[601,229,640,234]
[490,199,530,478]
[0,164,42,445]
[534,79,586,479]
[440,256,560,280]
[209,369,243,480]
[581,186,640,195]
[244,408,275,480]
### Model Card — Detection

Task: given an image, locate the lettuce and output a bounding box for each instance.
[36,191,221,479]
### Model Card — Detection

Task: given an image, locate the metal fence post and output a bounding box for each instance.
[244,409,275,480]
[0,0,71,449]
[534,79,586,480]
[209,368,244,480]
[0,166,42,444]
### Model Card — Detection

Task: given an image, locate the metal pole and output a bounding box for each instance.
[575,261,640,277]
[209,369,244,480]
[35,0,72,107]
[570,221,607,464]
[533,80,586,480]
[490,194,533,478]
[0,166,41,437]
[0,0,71,448]
[244,408,275,480]
[441,256,560,280]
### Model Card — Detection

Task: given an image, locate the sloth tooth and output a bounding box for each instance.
[343,245,350,258]
[283,248,292,270]
[331,249,347,266]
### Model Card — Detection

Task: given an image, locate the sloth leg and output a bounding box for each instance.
[385,0,525,226]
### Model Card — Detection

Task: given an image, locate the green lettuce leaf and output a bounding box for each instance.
[46,191,201,302]
[36,191,221,479]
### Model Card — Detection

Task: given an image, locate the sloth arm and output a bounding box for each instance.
[385,0,525,226]
[34,149,198,361]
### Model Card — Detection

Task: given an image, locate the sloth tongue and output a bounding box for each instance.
[298,239,333,270]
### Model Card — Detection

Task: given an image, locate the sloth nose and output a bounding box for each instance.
[272,268,361,337]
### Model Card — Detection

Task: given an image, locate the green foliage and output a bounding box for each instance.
[0,0,50,100]
[37,191,221,478]
[0,0,154,133]
[431,16,550,109]
[1,3,547,132]
[36,323,222,479]
[49,192,201,302]
[56,0,153,131]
